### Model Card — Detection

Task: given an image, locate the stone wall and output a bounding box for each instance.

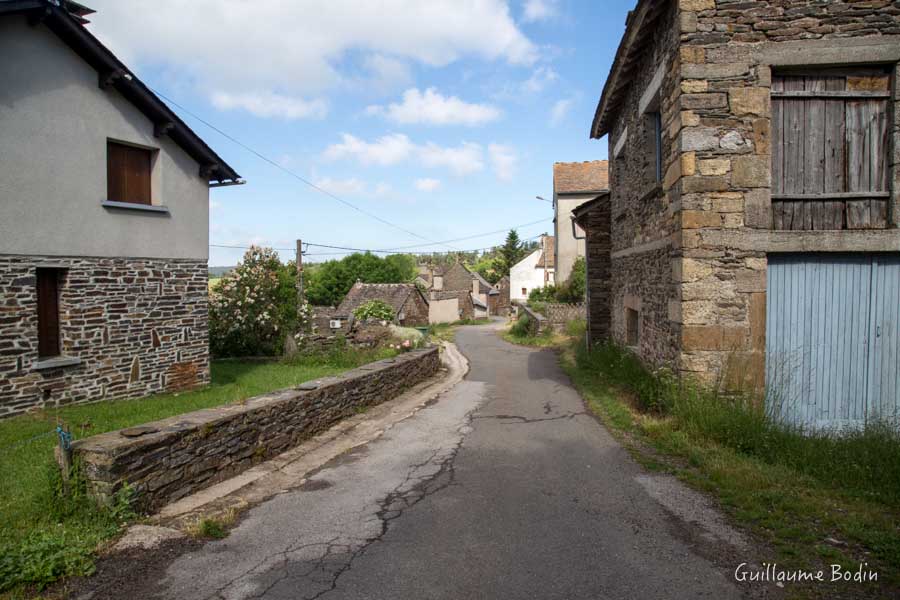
[399,290,429,327]
[543,303,586,332]
[607,0,683,368]
[672,0,900,385]
[0,255,209,418]
[578,200,612,347]
[73,347,441,512]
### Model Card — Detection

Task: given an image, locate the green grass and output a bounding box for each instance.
[0,347,395,595]
[501,316,584,349]
[562,340,900,598]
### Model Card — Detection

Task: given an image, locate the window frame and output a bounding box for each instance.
[625,307,640,347]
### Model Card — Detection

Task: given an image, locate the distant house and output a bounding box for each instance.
[420,261,499,322]
[553,161,609,283]
[0,1,241,418]
[493,276,511,317]
[336,283,429,328]
[510,235,555,303]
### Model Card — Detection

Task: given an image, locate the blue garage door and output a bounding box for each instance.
[766,254,900,430]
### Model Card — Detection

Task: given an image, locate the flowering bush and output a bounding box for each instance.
[210,246,300,357]
[352,300,395,323]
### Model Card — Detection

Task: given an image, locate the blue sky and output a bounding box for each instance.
[86,0,634,266]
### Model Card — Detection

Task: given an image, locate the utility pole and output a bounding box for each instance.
[295,239,304,304]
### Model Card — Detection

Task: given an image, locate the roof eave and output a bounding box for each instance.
[11,1,242,184]
[590,0,663,139]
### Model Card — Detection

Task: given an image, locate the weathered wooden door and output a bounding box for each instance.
[771,70,890,230]
[766,255,900,430]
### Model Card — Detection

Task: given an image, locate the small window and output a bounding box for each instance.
[651,111,662,182]
[522,288,527,296]
[625,308,639,347]
[107,141,152,205]
[36,269,62,358]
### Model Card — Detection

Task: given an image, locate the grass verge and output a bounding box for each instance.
[0,345,395,596]
[502,316,584,348]
[561,340,900,599]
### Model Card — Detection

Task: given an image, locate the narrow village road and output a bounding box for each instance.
[151,324,749,600]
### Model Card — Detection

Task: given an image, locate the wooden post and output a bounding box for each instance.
[55,423,72,496]
[296,239,304,304]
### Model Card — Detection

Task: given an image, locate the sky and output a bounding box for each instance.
[85,0,635,266]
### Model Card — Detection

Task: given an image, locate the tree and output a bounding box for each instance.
[471,254,502,284]
[304,252,417,306]
[497,229,526,276]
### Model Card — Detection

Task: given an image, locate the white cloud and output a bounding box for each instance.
[374,182,393,196]
[211,91,328,120]
[366,88,500,126]
[522,0,559,22]
[488,143,517,181]
[420,142,484,175]
[324,134,484,176]
[313,177,368,196]
[415,178,442,192]
[87,1,537,116]
[522,66,558,93]
[549,97,574,125]
[358,54,413,92]
[323,133,415,166]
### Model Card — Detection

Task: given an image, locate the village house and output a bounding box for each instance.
[582,0,900,429]
[510,235,555,303]
[336,283,430,328]
[420,261,501,321]
[0,0,241,418]
[553,161,609,283]
[492,275,512,317]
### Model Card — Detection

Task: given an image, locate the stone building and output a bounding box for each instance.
[493,276,512,317]
[336,283,430,328]
[587,0,900,428]
[553,161,609,283]
[0,1,241,418]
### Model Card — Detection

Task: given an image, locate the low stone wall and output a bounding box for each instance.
[520,305,548,335]
[544,303,586,331]
[73,347,440,512]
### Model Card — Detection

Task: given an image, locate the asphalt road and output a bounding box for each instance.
[152,325,748,599]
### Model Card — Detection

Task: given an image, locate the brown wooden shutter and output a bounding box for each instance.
[107,141,152,205]
[771,70,890,230]
[36,269,61,358]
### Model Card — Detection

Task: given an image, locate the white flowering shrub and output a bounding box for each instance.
[210,246,298,356]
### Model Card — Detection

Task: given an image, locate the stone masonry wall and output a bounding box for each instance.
[72,347,440,512]
[0,255,209,417]
[608,0,683,368]
[579,200,612,347]
[671,0,900,386]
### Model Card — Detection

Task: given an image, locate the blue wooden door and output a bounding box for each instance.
[766,254,900,430]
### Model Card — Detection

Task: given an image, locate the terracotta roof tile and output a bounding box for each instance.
[553,161,609,194]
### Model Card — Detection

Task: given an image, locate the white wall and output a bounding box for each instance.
[0,17,210,260]
[553,193,595,282]
[510,249,545,302]
[429,297,459,324]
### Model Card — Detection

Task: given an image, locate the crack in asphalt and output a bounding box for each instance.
[471,412,588,424]
[204,406,477,600]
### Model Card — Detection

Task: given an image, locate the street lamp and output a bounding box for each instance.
[535,195,551,203]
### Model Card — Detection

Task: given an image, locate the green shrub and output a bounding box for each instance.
[509,314,533,338]
[527,286,556,304]
[564,318,586,339]
[352,299,395,322]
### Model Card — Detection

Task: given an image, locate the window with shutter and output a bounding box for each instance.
[36,269,62,358]
[771,69,890,230]
[107,141,153,205]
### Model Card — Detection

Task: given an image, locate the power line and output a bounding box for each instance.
[150,88,459,252]
[375,217,550,252]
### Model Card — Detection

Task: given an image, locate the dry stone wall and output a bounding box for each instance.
[0,255,209,417]
[73,347,440,512]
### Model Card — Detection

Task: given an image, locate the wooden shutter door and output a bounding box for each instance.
[771,70,890,230]
[36,269,60,358]
[107,142,152,205]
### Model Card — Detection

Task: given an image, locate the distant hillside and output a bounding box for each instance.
[209,266,234,277]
